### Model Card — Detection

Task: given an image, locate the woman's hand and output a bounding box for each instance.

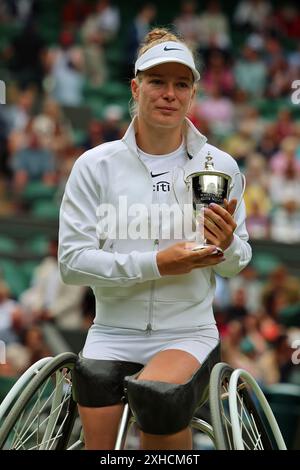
[202,198,237,251]
[156,242,225,276]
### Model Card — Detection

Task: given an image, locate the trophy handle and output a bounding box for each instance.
[230,172,246,215]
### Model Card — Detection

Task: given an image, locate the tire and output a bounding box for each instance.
[0,357,53,424]
[209,363,281,450]
[0,352,79,450]
[228,369,286,450]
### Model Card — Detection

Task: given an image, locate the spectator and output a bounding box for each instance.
[267,56,294,98]
[0,281,25,344]
[193,83,234,138]
[274,4,300,39]
[197,0,231,51]
[273,110,296,142]
[246,199,270,240]
[226,288,249,320]
[222,320,263,379]
[258,334,295,384]
[269,159,300,243]
[242,313,268,354]
[21,325,51,366]
[173,0,200,49]
[44,31,85,106]
[234,0,272,31]
[234,45,267,97]
[81,0,120,44]
[229,264,264,313]
[83,119,104,151]
[243,153,271,232]
[123,3,156,80]
[20,240,85,329]
[11,124,56,195]
[62,0,92,30]
[261,266,300,320]
[235,106,265,141]
[2,88,35,135]
[102,104,124,142]
[256,123,280,160]
[202,49,235,97]
[32,98,72,157]
[222,121,256,168]
[1,343,30,377]
[51,49,85,106]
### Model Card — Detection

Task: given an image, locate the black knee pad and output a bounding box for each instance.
[124,342,220,435]
[72,353,143,407]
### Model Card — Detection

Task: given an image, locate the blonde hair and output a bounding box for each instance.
[137,28,182,58]
[130,27,198,117]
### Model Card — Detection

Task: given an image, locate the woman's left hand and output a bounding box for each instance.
[202,198,237,251]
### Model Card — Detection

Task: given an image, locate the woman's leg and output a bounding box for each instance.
[78,403,124,450]
[137,349,200,450]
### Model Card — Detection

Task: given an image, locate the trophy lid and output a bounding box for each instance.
[185,150,232,183]
[201,151,231,181]
[204,152,214,171]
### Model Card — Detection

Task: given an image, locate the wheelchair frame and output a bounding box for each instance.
[0,352,287,450]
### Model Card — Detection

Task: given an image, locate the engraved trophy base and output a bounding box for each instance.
[191,244,223,254]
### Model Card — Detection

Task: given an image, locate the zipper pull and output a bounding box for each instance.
[146,323,152,334]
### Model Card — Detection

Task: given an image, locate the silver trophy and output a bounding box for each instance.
[185,152,233,253]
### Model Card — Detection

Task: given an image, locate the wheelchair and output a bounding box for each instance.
[0,347,286,450]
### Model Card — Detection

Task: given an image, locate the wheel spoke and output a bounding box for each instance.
[10,370,72,450]
[14,391,71,450]
[12,376,53,446]
[220,382,233,449]
[28,433,64,450]
[0,353,78,451]
[236,389,263,450]
[251,413,263,450]
[10,408,26,449]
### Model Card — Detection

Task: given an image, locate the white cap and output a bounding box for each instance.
[135,41,200,82]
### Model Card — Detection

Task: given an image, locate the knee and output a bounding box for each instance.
[125,377,197,435]
[72,354,143,407]
[124,343,221,435]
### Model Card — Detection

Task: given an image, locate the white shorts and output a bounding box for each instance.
[82,323,219,365]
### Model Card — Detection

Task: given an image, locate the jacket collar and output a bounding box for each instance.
[122,116,207,159]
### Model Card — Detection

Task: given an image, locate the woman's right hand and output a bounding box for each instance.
[156,242,225,276]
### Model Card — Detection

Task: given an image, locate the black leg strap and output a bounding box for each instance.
[72,353,143,407]
[124,342,221,434]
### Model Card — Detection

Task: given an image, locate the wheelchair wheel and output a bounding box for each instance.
[228,369,286,450]
[209,363,286,450]
[0,357,52,423]
[0,352,81,450]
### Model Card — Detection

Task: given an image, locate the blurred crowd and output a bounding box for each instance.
[0,0,300,241]
[0,0,299,387]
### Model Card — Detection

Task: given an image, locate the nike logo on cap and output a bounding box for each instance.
[163,46,183,52]
[151,171,169,178]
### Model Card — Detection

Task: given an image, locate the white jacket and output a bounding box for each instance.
[58,118,252,331]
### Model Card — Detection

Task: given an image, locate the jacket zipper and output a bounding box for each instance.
[146,238,159,334]
[128,148,160,334]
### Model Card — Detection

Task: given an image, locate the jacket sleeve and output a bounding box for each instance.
[213,171,252,278]
[58,156,161,287]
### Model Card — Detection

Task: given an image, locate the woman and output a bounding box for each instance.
[58,28,252,450]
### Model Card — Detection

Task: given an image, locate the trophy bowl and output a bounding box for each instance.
[189,171,231,209]
[185,152,233,253]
